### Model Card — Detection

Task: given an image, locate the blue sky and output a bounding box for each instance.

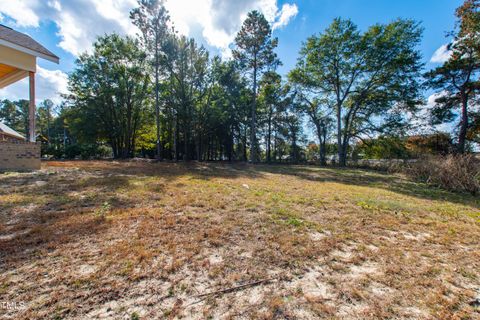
[0,0,462,113]
[275,0,461,74]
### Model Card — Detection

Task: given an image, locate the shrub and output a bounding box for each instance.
[41,144,64,159]
[80,144,98,160]
[406,154,480,195]
[96,145,113,158]
[65,144,82,159]
[79,144,112,160]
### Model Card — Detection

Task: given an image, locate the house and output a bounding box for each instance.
[0,24,59,170]
[0,122,26,142]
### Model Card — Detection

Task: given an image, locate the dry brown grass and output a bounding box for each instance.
[405,154,480,195]
[0,160,479,319]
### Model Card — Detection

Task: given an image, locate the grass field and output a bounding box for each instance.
[1,161,479,319]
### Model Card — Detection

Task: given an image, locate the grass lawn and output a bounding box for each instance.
[1,161,479,319]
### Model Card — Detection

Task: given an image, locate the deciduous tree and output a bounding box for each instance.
[67,34,150,158]
[292,18,422,166]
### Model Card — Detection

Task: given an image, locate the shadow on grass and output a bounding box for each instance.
[1,159,477,269]
[249,164,480,210]
[0,170,146,268]
[0,160,261,267]
[46,160,479,208]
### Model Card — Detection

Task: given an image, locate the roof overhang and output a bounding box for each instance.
[0,122,26,140]
[0,38,59,64]
[0,131,26,140]
[0,66,29,88]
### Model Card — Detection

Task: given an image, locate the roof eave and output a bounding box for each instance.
[0,131,26,140]
[0,38,59,64]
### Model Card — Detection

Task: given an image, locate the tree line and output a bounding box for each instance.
[1,0,478,165]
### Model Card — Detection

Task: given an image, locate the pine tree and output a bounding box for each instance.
[233,11,280,163]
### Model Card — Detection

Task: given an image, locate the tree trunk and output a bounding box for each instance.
[316,123,327,166]
[183,104,189,161]
[250,60,257,163]
[336,104,345,166]
[340,137,349,167]
[174,111,178,162]
[273,129,278,162]
[266,108,272,163]
[155,48,162,160]
[457,90,468,154]
[196,125,202,161]
[243,126,248,162]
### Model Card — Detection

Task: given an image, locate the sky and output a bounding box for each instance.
[0,0,463,126]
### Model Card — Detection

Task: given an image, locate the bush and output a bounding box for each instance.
[406,155,480,195]
[96,145,113,159]
[79,144,112,160]
[65,144,82,159]
[41,144,64,159]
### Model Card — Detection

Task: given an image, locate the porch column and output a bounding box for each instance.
[29,71,35,142]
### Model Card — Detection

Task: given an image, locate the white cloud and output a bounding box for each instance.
[272,3,298,30]
[54,0,138,56]
[430,44,452,63]
[167,0,298,57]
[0,0,39,27]
[0,0,138,56]
[0,0,298,57]
[0,66,68,105]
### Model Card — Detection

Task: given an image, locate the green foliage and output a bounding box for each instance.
[67,34,150,158]
[0,99,29,136]
[357,136,410,159]
[355,134,456,159]
[424,0,480,154]
[9,4,471,164]
[406,133,454,156]
[233,10,280,162]
[130,0,172,159]
[130,312,140,320]
[64,144,82,159]
[258,71,303,162]
[95,201,111,219]
[290,18,423,166]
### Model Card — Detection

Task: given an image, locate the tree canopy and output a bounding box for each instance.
[290,18,423,165]
[3,1,478,163]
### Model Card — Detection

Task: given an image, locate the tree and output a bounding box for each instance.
[288,75,333,165]
[162,35,210,161]
[356,136,409,159]
[233,10,280,162]
[258,71,284,162]
[424,0,480,154]
[406,133,454,156]
[67,34,150,158]
[209,58,250,161]
[37,99,54,143]
[130,0,171,160]
[292,18,423,166]
[0,100,29,137]
[282,101,305,163]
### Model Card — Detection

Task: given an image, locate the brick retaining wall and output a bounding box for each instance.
[0,142,41,170]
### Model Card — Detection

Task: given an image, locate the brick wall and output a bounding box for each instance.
[0,142,41,170]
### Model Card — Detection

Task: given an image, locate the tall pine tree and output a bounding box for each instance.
[233,11,280,162]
